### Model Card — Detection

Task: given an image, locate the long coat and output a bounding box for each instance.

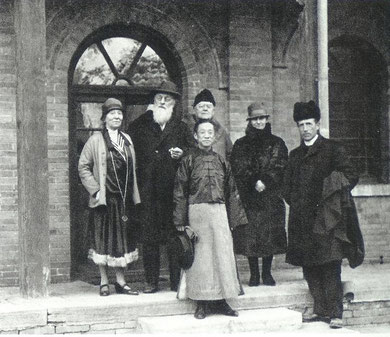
[173,147,247,230]
[128,110,195,244]
[231,123,288,257]
[283,135,359,267]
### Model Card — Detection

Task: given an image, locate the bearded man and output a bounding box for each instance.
[128,81,195,293]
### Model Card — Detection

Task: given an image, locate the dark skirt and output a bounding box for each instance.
[88,194,138,268]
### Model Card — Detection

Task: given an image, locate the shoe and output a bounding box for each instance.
[217,300,239,317]
[302,313,330,323]
[262,273,276,286]
[114,282,139,295]
[194,302,207,319]
[248,275,260,287]
[329,318,343,329]
[143,283,158,294]
[99,284,110,296]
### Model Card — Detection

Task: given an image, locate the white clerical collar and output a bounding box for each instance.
[304,134,319,146]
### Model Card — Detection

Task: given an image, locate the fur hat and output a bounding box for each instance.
[247,102,270,120]
[101,98,123,121]
[193,89,216,107]
[293,100,321,123]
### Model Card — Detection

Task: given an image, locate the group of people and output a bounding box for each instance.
[78,80,363,329]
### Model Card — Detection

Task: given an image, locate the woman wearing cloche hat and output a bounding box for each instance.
[231,102,288,287]
[79,97,141,296]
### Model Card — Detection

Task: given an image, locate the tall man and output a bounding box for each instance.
[283,101,359,329]
[191,89,233,160]
[128,81,195,293]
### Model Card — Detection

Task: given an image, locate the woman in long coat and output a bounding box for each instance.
[78,98,140,296]
[231,103,288,286]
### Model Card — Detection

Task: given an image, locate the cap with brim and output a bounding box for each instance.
[101,98,123,120]
[151,80,181,98]
[246,102,270,120]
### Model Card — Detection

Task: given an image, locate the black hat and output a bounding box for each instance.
[193,89,216,107]
[173,230,195,270]
[101,98,123,121]
[293,100,321,123]
[151,80,180,98]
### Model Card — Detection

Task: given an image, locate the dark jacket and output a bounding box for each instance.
[231,123,288,257]
[173,147,247,230]
[314,171,364,268]
[283,135,359,266]
[127,110,195,244]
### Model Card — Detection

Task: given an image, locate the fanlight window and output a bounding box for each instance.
[73,37,170,86]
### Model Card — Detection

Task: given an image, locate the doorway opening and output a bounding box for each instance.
[68,24,182,283]
[329,36,389,183]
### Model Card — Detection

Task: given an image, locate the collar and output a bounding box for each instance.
[102,128,130,150]
[304,133,319,146]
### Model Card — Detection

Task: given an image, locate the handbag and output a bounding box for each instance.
[175,226,198,270]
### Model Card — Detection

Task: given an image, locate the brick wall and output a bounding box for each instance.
[0,0,18,287]
[354,196,390,263]
[1,0,390,288]
[47,68,71,283]
[228,1,274,143]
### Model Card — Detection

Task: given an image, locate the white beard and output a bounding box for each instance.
[153,106,173,126]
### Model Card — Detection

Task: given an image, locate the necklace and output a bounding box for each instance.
[110,148,129,222]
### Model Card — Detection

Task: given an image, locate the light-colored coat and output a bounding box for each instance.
[78,131,141,208]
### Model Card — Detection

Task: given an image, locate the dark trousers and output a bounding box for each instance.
[302,260,343,319]
[143,239,181,290]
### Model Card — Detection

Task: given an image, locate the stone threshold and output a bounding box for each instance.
[0,263,389,334]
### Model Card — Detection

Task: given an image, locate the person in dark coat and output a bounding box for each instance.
[127,81,195,293]
[231,102,288,286]
[283,101,360,329]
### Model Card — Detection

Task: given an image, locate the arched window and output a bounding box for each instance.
[329,36,389,183]
[68,25,181,278]
[73,37,169,87]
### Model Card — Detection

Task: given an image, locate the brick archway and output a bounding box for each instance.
[46,1,224,112]
[44,1,224,282]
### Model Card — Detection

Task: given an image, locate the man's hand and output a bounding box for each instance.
[255,180,266,193]
[176,225,185,232]
[169,147,183,159]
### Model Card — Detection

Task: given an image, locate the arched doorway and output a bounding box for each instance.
[68,24,183,282]
[329,36,389,183]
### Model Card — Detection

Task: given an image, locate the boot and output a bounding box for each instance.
[215,300,239,317]
[194,301,207,319]
[248,257,260,286]
[262,255,276,286]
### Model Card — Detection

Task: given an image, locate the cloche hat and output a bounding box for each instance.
[246,102,270,120]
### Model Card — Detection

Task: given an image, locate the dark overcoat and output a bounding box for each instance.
[231,123,288,257]
[283,135,359,266]
[128,110,195,244]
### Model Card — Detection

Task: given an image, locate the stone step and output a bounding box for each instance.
[298,321,360,334]
[136,308,302,334]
